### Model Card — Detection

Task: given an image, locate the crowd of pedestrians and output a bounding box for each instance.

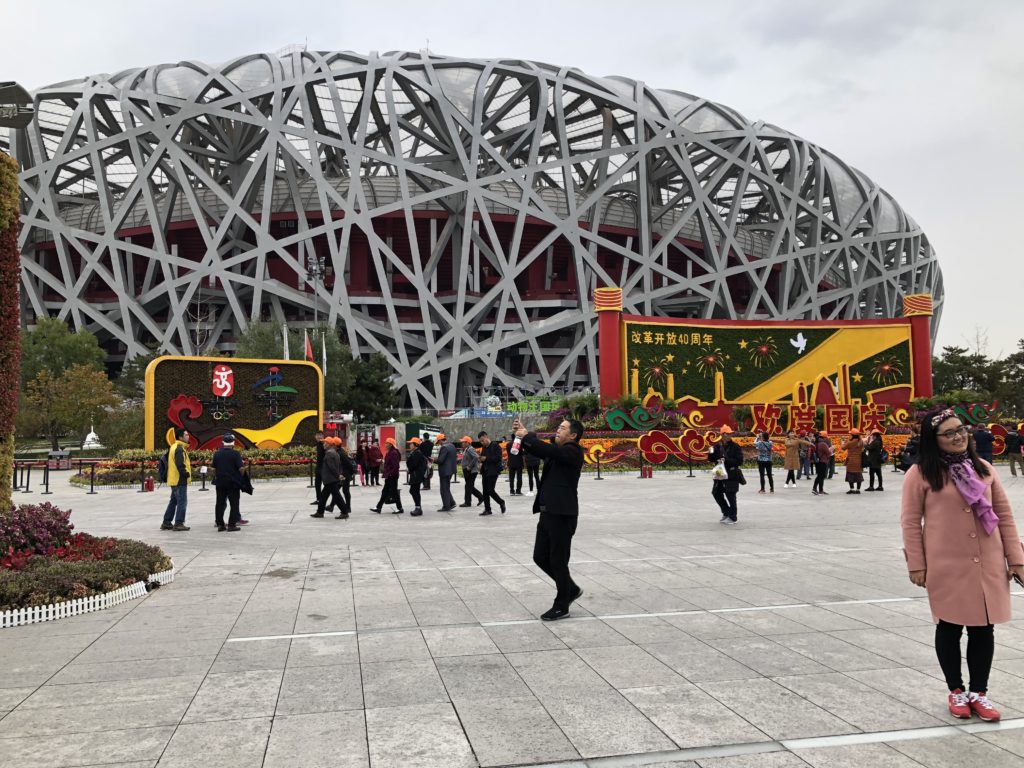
[152,412,1023,708]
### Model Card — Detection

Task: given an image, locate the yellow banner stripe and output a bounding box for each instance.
[735,326,910,403]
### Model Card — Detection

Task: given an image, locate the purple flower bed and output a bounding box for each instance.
[0,503,74,555]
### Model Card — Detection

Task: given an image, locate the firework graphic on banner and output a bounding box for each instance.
[644,358,670,388]
[747,336,779,368]
[694,346,726,378]
[871,355,904,385]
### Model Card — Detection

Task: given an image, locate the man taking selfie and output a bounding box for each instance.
[513,416,585,621]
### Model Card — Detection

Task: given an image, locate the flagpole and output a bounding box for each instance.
[282,321,290,360]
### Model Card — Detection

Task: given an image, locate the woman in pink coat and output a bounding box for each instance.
[902,409,1024,722]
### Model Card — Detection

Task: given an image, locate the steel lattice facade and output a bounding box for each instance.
[8,49,942,409]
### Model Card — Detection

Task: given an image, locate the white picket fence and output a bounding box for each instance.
[0,567,175,629]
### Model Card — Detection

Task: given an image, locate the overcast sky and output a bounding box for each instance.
[3,0,1022,358]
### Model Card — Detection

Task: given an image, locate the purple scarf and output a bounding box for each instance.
[941,451,999,535]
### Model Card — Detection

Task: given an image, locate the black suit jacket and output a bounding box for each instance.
[479,441,504,477]
[436,443,457,475]
[521,433,583,516]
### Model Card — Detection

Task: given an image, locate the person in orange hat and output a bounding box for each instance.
[370,438,405,514]
[459,436,484,507]
[708,425,743,524]
[418,433,435,491]
[842,429,865,494]
[406,437,426,516]
[812,431,832,495]
[434,433,458,511]
[312,437,349,519]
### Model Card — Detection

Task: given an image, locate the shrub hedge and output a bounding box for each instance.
[69,446,316,486]
[0,502,171,610]
[0,536,171,610]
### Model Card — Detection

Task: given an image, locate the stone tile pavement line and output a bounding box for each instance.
[1,471,1024,767]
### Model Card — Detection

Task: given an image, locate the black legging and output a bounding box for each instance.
[408,473,422,509]
[813,462,828,493]
[868,466,883,489]
[757,461,774,492]
[786,469,797,484]
[527,465,540,491]
[935,621,994,692]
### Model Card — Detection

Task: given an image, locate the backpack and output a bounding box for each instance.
[340,454,356,482]
[157,449,170,483]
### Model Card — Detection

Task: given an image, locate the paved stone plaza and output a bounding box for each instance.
[2,466,1024,768]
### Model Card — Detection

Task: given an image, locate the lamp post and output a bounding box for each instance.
[307,253,326,325]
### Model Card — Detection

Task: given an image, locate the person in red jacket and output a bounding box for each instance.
[366,439,383,486]
[812,431,832,496]
[369,438,404,514]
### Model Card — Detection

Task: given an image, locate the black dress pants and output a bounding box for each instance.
[533,513,579,610]
[711,482,737,521]
[509,467,523,494]
[868,466,883,489]
[214,485,241,527]
[439,472,456,508]
[527,465,540,492]
[481,474,504,512]
[341,479,351,511]
[318,481,346,515]
[463,471,484,504]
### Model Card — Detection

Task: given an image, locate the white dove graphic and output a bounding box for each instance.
[789,332,808,355]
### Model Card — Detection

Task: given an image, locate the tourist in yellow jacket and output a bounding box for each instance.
[161,427,192,531]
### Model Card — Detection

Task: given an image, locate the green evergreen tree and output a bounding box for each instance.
[20,316,106,386]
[347,353,400,424]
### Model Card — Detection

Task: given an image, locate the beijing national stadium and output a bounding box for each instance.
[5,49,943,410]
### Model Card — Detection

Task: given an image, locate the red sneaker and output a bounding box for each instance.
[968,691,1001,721]
[948,689,971,719]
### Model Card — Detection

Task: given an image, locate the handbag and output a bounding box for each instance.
[733,467,747,485]
[239,470,254,496]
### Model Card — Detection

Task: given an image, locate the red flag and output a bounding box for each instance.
[304,329,314,363]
